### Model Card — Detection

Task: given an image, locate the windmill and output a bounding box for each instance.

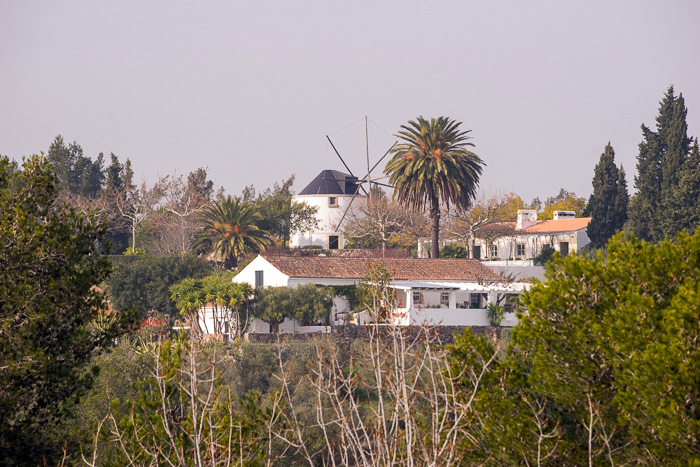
[325,116,397,232]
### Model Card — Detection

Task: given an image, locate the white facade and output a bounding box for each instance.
[290,193,361,250]
[233,255,353,332]
[234,255,529,333]
[354,281,526,328]
[478,229,590,260]
[473,210,591,261]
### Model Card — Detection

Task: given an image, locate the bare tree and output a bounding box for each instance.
[88,272,500,466]
[146,169,215,254]
[344,188,428,255]
[84,334,288,467]
[113,180,164,252]
[446,190,523,258]
[270,271,500,466]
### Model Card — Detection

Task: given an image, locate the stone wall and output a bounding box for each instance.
[245,325,505,346]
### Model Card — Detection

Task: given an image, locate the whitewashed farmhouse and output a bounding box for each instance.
[473,209,592,260]
[234,254,528,333]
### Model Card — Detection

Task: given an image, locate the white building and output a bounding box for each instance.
[473,210,592,261]
[290,170,363,250]
[233,254,529,333]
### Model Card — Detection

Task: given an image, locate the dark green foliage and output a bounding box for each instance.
[586,143,629,247]
[629,86,699,241]
[67,343,149,449]
[439,243,467,258]
[328,284,359,310]
[247,176,318,247]
[47,135,105,196]
[105,254,210,318]
[252,283,334,329]
[532,244,555,265]
[0,155,131,465]
[385,116,484,257]
[450,229,700,465]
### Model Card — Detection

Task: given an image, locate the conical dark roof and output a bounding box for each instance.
[298,170,359,195]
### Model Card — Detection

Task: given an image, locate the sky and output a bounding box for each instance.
[2,0,699,204]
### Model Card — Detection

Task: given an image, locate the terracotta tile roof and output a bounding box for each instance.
[262,255,502,281]
[480,218,591,235]
[522,218,591,234]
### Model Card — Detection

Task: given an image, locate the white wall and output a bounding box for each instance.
[290,194,363,249]
[233,255,290,288]
[476,228,590,260]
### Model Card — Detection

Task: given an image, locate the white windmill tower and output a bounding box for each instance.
[290,117,396,250]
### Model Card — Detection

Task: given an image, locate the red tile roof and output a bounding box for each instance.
[483,218,591,235]
[262,255,502,281]
[522,218,591,234]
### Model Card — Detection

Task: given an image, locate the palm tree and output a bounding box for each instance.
[198,195,270,268]
[384,116,484,258]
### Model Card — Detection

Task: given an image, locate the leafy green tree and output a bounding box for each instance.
[451,229,700,465]
[629,86,698,241]
[46,135,105,196]
[101,153,134,252]
[585,143,629,247]
[105,254,210,318]
[198,195,271,268]
[251,283,333,331]
[0,155,130,465]
[247,176,318,247]
[384,116,485,258]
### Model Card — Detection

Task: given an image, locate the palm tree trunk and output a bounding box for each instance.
[430,196,440,258]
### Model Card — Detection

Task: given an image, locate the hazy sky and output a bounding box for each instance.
[2,0,699,203]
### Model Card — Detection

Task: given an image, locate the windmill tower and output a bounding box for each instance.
[290,117,396,250]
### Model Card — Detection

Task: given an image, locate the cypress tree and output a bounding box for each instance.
[629,86,697,241]
[586,143,629,247]
[666,138,700,234]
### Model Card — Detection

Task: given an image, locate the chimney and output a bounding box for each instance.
[553,211,576,220]
[516,209,538,230]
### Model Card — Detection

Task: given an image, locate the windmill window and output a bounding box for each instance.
[328,197,338,207]
[328,235,339,250]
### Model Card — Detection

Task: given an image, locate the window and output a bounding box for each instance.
[328,196,338,207]
[472,245,481,259]
[516,243,526,257]
[254,270,264,289]
[490,244,498,258]
[440,292,450,305]
[412,291,423,304]
[328,235,339,249]
[470,293,481,309]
